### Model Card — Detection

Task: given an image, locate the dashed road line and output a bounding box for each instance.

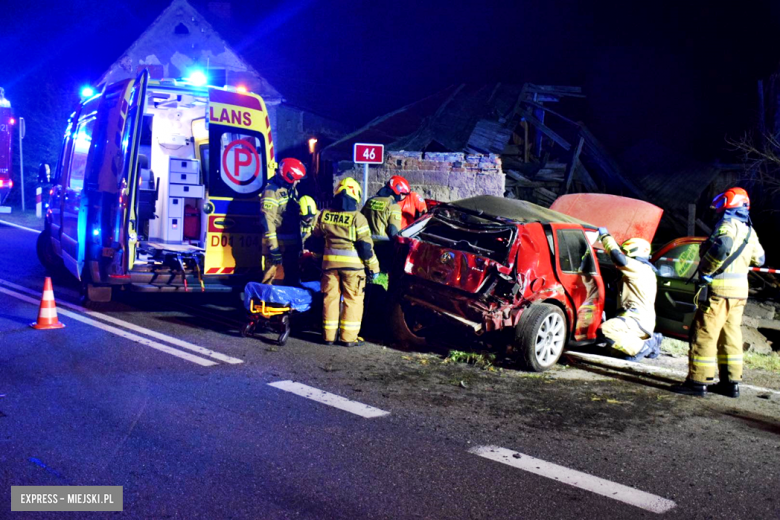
[0,284,217,367]
[0,219,41,234]
[268,381,390,418]
[0,278,244,365]
[469,446,676,514]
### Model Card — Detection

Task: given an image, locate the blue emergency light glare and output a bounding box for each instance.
[186,70,208,86]
[81,86,95,98]
[93,228,100,237]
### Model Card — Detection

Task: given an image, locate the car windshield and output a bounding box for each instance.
[415,206,515,263]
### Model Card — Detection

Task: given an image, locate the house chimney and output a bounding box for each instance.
[208,2,231,20]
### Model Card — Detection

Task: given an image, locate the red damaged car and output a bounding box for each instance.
[389,194,663,371]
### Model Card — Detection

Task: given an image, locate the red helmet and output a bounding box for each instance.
[278,158,307,184]
[711,187,750,212]
[387,175,411,197]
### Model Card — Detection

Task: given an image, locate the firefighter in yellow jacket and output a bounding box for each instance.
[597,230,663,361]
[674,187,765,397]
[361,176,408,271]
[259,158,307,284]
[313,177,380,346]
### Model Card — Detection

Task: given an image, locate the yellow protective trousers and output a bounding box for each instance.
[600,315,649,356]
[689,294,745,383]
[322,269,366,343]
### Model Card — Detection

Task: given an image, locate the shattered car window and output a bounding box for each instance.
[655,243,700,279]
[416,206,515,263]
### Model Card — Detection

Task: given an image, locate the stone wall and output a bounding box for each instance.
[332,151,505,202]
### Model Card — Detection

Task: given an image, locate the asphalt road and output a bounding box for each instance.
[1,221,779,519]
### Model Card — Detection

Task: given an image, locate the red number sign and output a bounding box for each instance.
[353,143,384,164]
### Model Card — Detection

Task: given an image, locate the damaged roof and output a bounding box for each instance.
[448,195,596,227]
[322,84,525,161]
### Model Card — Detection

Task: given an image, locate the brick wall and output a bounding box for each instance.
[332,151,505,202]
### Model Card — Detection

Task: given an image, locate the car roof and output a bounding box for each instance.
[449,195,597,227]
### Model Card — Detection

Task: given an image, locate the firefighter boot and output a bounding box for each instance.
[710,380,740,398]
[647,333,663,359]
[671,379,707,397]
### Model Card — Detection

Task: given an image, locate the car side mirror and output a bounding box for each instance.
[38,163,51,184]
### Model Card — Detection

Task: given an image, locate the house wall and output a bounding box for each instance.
[331,151,504,202]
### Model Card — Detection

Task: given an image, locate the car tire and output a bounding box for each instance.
[389,298,427,351]
[36,228,62,273]
[514,303,567,372]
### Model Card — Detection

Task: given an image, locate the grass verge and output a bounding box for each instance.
[662,336,780,373]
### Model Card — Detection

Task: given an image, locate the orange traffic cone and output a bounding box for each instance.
[30,277,65,330]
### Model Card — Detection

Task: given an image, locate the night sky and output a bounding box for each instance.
[1,0,779,160]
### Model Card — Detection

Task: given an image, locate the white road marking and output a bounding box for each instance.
[0,285,217,367]
[566,351,780,396]
[0,278,244,365]
[0,219,41,234]
[469,446,676,514]
[268,381,390,418]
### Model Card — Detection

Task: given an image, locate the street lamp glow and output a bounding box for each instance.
[186,70,208,86]
[81,86,95,98]
[308,137,318,154]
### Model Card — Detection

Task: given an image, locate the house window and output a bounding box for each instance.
[174,23,189,35]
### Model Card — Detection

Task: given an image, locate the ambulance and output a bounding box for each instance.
[37,70,275,302]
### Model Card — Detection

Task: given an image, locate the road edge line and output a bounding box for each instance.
[0,278,243,365]
[0,219,42,234]
[0,285,217,367]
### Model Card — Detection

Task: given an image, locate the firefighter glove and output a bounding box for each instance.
[270,248,283,265]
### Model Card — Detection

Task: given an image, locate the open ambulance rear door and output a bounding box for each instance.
[204,90,274,276]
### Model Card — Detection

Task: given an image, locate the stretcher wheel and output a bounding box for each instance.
[241,322,255,338]
[277,315,291,346]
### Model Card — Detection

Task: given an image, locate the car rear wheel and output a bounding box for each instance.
[514,303,567,372]
[389,298,428,351]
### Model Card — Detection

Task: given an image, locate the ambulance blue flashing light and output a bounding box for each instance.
[186,70,208,87]
[81,86,95,98]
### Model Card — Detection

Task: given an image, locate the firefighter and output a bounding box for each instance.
[259,158,307,285]
[597,231,664,361]
[673,187,765,397]
[399,189,428,229]
[361,176,407,271]
[361,176,407,239]
[299,195,318,245]
[313,177,380,346]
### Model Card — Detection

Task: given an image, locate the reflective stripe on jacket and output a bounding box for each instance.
[259,184,299,251]
[602,235,658,333]
[701,219,764,299]
[313,209,380,273]
[361,196,402,238]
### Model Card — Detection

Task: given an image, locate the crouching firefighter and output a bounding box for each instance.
[259,158,307,285]
[597,230,663,361]
[313,177,380,346]
[673,187,765,398]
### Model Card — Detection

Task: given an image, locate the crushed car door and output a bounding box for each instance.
[652,238,702,338]
[550,223,605,341]
[204,89,273,275]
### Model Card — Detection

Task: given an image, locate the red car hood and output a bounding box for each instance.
[550,194,663,244]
